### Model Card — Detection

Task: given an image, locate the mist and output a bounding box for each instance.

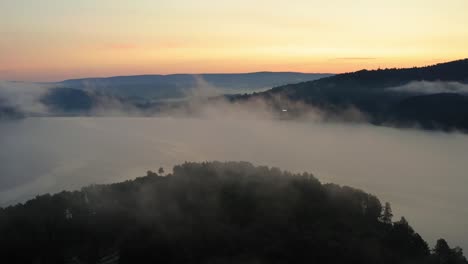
[0,81,50,114]
[387,81,468,94]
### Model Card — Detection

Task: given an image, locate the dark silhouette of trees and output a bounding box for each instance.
[0,161,465,264]
[146,170,157,177]
[381,202,394,224]
[430,239,468,264]
[158,167,165,174]
[435,239,452,258]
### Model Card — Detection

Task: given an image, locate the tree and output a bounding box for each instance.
[432,239,468,264]
[395,216,413,233]
[158,167,165,175]
[435,239,451,257]
[453,247,468,264]
[398,216,408,226]
[434,239,452,264]
[380,202,393,224]
[146,170,157,177]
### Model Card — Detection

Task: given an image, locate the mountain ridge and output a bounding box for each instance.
[58,72,332,100]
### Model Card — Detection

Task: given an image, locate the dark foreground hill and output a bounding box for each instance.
[0,161,466,264]
[232,59,468,131]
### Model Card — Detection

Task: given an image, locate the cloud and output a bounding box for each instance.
[387,81,468,95]
[333,57,377,61]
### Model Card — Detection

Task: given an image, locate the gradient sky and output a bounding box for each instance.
[1,0,467,81]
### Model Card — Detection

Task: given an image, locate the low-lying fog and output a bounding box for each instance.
[1,116,467,250]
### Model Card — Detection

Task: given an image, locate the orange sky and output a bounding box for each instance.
[1,0,467,81]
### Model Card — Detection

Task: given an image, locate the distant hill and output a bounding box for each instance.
[234,59,468,131]
[6,60,468,132]
[1,161,466,263]
[40,88,94,114]
[27,72,330,117]
[58,72,332,100]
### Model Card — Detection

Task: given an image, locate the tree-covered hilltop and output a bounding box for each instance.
[0,161,466,264]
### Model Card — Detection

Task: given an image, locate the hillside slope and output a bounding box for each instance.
[236,59,468,131]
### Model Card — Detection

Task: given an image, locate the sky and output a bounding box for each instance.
[1,0,467,81]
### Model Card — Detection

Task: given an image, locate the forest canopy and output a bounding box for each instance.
[0,161,466,264]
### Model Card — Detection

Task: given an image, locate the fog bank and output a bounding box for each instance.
[388,81,468,94]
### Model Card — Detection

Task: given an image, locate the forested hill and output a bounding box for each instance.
[232,59,468,131]
[269,59,468,96]
[1,161,466,264]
